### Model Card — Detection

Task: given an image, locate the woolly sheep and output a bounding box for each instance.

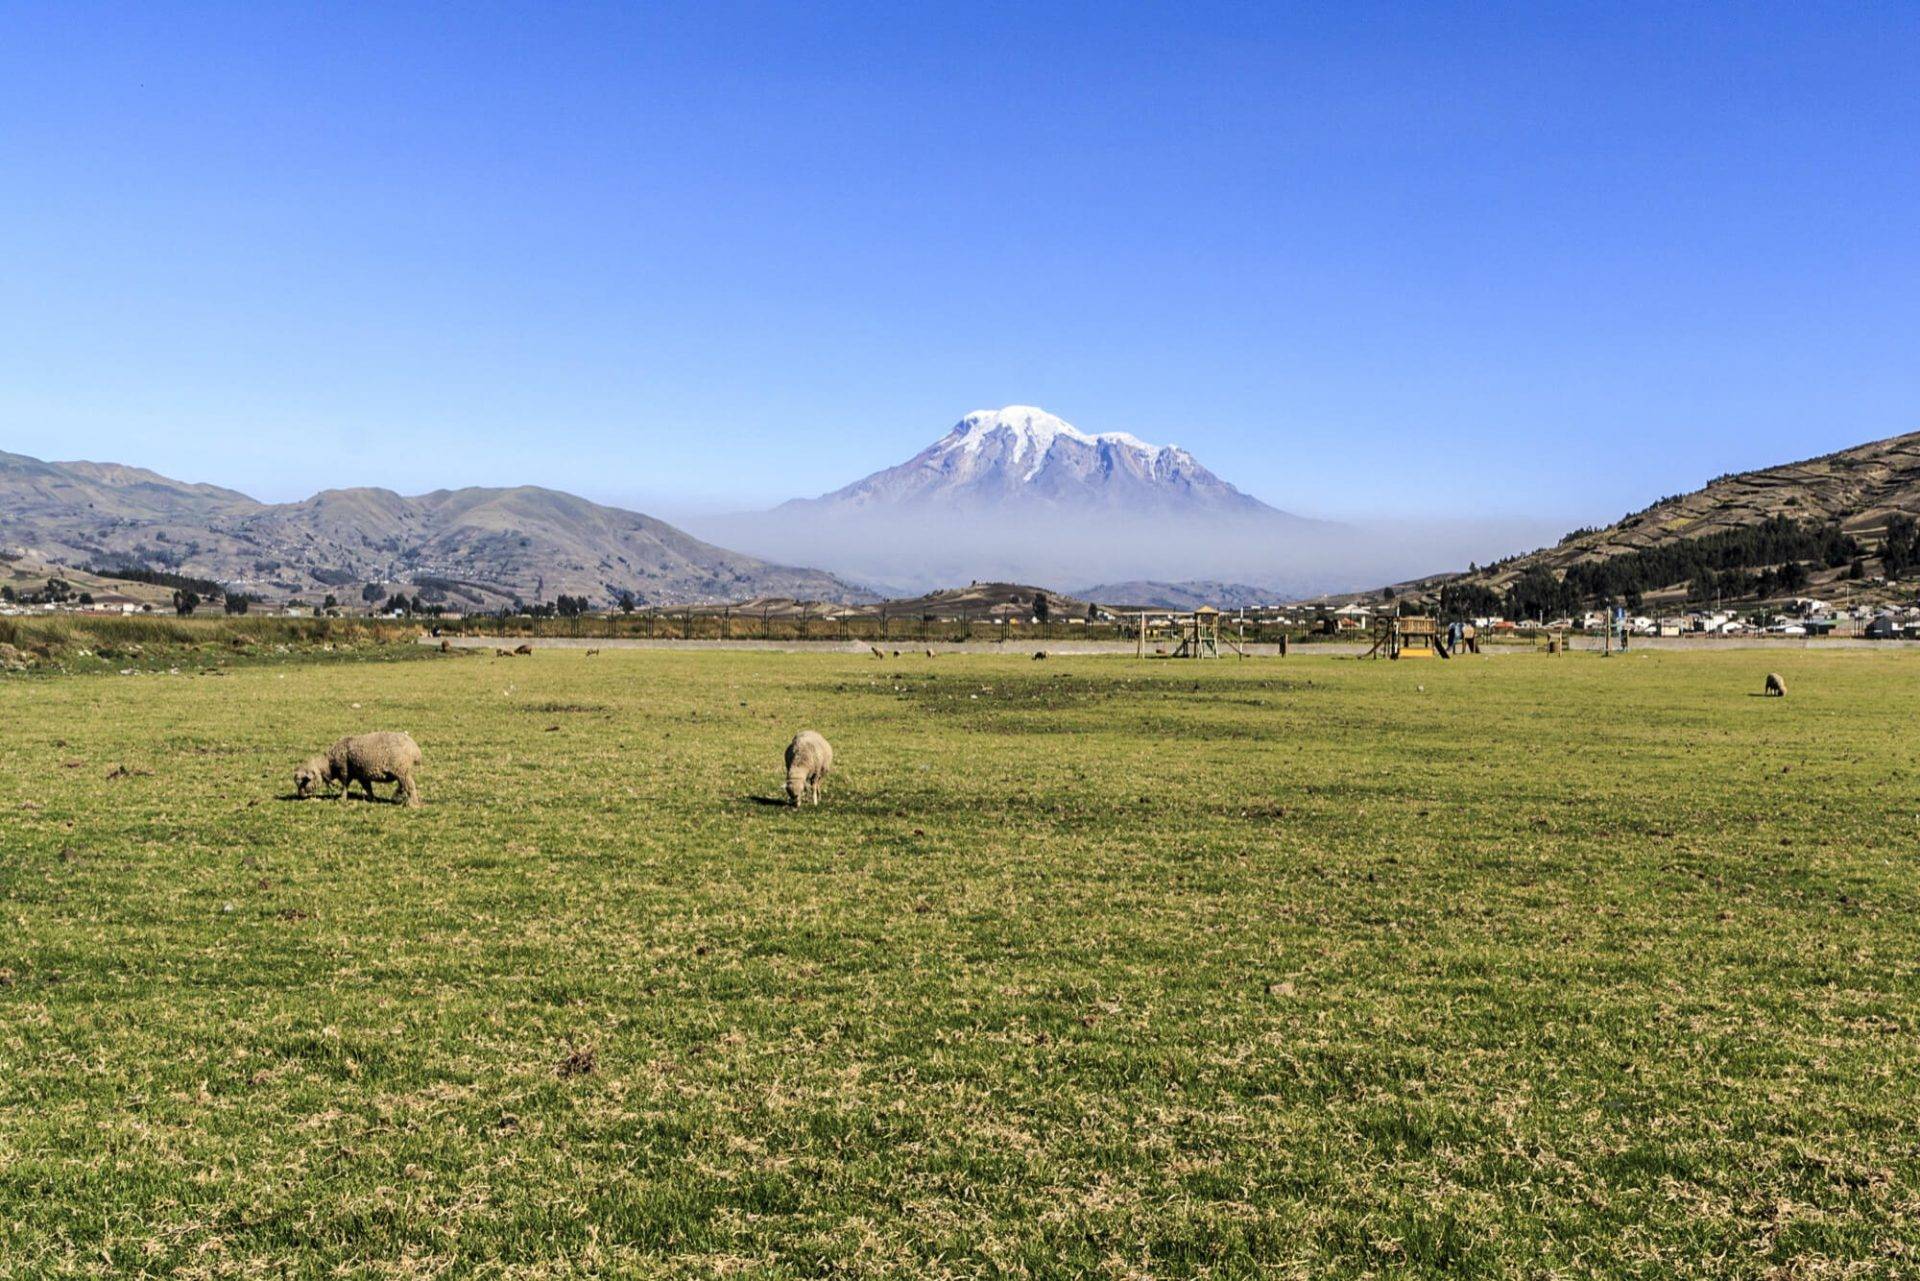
[314,731,424,806]
[870,646,885,658]
[784,730,833,807]
[514,643,534,656]
[1764,672,1786,697]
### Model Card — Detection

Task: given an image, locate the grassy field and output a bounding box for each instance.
[3,646,1918,1277]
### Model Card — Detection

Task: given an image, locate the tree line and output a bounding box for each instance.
[1436,517,1869,620]
[88,564,224,596]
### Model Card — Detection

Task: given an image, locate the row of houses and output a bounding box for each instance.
[1,597,363,619]
[0,593,148,617]
[1253,596,1920,641]
[1522,601,1920,638]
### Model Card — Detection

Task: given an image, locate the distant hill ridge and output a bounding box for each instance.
[1072,580,1280,610]
[0,449,872,607]
[1367,429,1920,612]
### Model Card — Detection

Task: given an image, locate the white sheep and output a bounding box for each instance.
[784,730,833,807]
[302,732,424,806]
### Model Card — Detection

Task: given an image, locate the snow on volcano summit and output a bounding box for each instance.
[791,405,1251,512]
[937,406,1162,479]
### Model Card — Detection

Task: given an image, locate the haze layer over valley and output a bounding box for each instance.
[688,406,1539,596]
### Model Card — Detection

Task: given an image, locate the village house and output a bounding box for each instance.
[1866,614,1908,639]
[77,593,144,614]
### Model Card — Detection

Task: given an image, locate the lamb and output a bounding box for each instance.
[305,732,424,806]
[784,730,833,807]
[1764,672,1786,697]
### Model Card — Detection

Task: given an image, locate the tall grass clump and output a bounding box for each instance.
[0,613,425,668]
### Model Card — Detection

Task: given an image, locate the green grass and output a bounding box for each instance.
[2,648,1918,1277]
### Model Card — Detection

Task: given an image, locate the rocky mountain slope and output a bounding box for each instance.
[0,450,871,607]
[0,553,184,609]
[1370,430,1920,610]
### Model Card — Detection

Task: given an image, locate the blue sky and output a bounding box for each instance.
[1,2,1915,538]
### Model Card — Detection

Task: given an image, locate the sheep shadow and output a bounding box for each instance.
[740,794,793,808]
[277,791,411,805]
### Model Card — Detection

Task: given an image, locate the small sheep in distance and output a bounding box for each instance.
[300,732,424,806]
[514,643,534,656]
[1765,672,1786,697]
[585,648,601,657]
[784,730,833,807]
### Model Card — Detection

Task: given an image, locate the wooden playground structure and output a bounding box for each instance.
[1133,606,1250,658]
[1365,616,1480,660]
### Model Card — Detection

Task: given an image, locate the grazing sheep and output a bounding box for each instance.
[925,648,936,658]
[585,648,600,657]
[439,639,452,652]
[870,646,885,659]
[319,732,424,806]
[1032,650,1049,661]
[514,643,534,656]
[784,730,833,807]
[1765,672,1786,697]
[292,754,337,799]
[495,647,513,657]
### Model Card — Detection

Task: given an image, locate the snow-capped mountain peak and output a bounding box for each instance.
[785,405,1274,516]
[709,405,1328,596]
[938,405,1166,479]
